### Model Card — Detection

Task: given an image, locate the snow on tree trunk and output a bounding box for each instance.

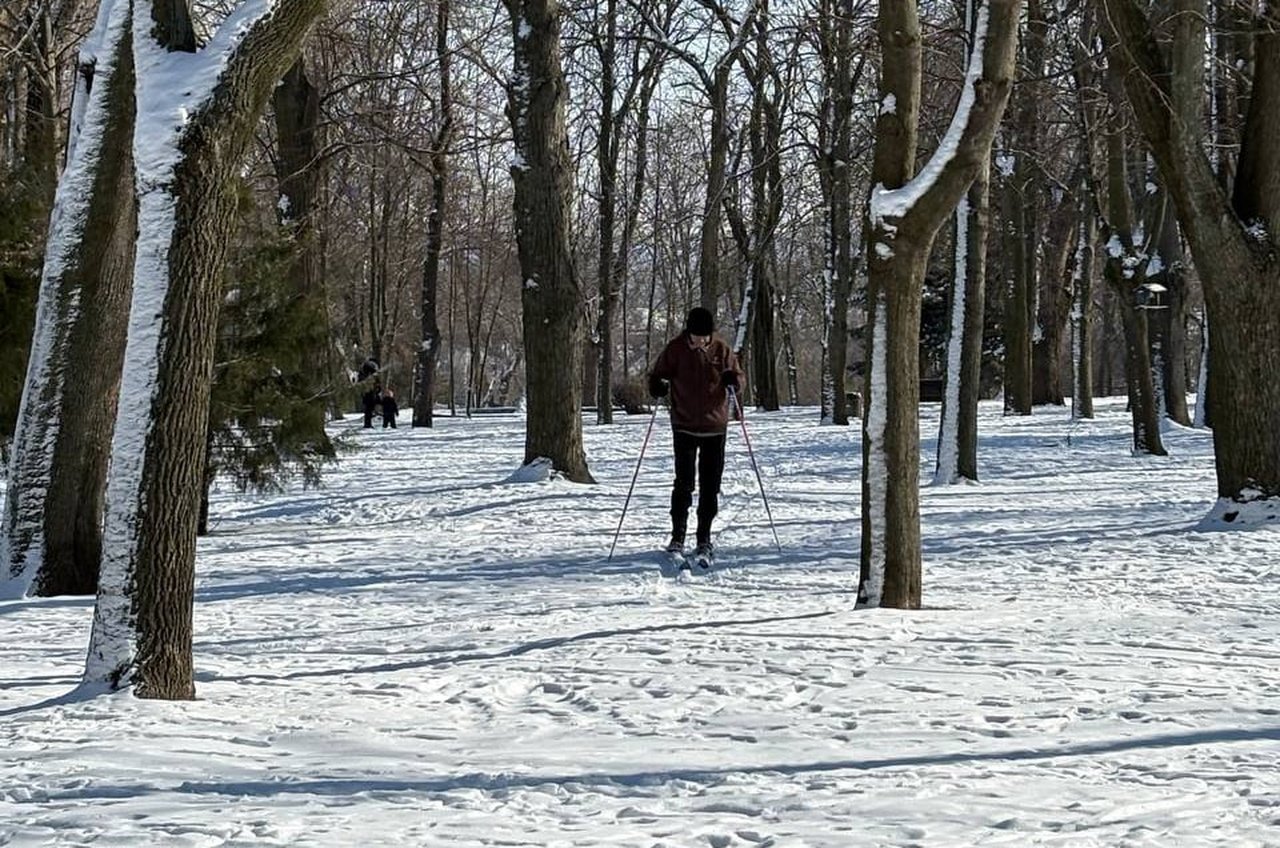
[1,0,136,600]
[955,168,990,480]
[84,0,326,698]
[860,292,889,606]
[935,193,972,485]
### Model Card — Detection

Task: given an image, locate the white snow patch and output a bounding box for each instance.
[505,456,556,483]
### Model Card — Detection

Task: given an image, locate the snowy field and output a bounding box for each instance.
[2,398,1279,847]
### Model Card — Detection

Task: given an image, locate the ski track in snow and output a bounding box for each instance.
[2,399,1279,846]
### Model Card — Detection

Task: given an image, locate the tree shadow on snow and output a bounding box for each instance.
[33,724,1280,801]
[196,608,842,684]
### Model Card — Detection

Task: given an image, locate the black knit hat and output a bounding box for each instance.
[686,307,715,336]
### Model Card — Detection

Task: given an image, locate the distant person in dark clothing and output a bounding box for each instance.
[648,307,746,561]
[362,383,381,429]
[381,389,399,429]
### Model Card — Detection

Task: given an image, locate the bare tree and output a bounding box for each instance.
[860,0,1019,609]
[413,0,453,428]
[503,0,592,481]
[813,0,862,425]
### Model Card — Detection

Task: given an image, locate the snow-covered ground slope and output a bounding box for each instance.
[2,399,1278,847]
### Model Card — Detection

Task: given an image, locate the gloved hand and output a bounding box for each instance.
[721,370,740,390]
[648,375,669,398]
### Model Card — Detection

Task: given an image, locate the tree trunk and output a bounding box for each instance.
[414,0,451,429]
[1031,189,1076,406]
[1114,288,1167,455]
[861,0,1019,609]
[2,0,136,599]
[593,0,619,425]
[1071,215,1096,419]
[504,0,592,482]
[1147,193,1191,425]
[1002,0,1045,416]
[699,70,731,312]
[818,0,856,426]
[749,262,779,410]
[1098,95,1166,456]
[936,160,990,484]
[85,0,325,698]
[272,58,332,445]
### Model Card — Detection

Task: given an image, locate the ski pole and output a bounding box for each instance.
[607,401,661,562]
[727,387,782,554]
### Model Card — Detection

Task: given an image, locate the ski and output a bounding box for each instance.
[661,548,690,579]
[660,545,716,578]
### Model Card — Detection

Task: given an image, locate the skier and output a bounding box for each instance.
[381,388,399,429]
[648,306,745,568]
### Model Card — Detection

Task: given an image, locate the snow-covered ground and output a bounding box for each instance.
[2,399,1279,847]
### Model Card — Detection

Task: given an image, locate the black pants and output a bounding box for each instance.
[670,430,726,544]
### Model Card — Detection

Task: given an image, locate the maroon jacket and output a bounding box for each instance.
[650,332,746,434]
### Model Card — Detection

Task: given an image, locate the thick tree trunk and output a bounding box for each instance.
[699,72,731,312]
[272,59,332,444]
[85,0,325,698]
[1031,191,1076,406]
[861,0,1019,609]
[504,0,592,482]
[2,1,136,599]
[1099,108,1166,456]
[414,0,451,429]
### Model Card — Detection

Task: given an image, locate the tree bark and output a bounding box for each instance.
[1098,99,1166,456]
[85,0,325,698]
[818,0,856,425]
[937,159,990,484]
[860,0,1019,609]
[504,0,592,482]
[414,0,451,429]
[1071,214,1097,419]
[2,0,136,599]
[272,58,333,444]
[592,0,619,424]
[1002,0,1045,416]
[1031,190,1076,406]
